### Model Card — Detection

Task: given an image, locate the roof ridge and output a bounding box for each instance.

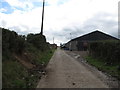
[71,30,119,41]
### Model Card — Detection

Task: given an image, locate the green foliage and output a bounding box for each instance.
[89,40,120,64]
[2,27,55,88]
[85,56,120,80]
[27,33,50,51]
[24,42,55,65]
[2,60,28,88]
[38,49,55,64]
[2,28,25,55]
[88,40,120,80]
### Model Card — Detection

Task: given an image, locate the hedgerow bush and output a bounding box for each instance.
[2,27,54,88]
[2,28,25,55]
[27,33,50,52]
[89,40,120,64]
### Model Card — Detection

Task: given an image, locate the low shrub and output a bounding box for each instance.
[89,40,120,64]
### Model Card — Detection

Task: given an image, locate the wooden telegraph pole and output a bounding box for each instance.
[40,0,45,35]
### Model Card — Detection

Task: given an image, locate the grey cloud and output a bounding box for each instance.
[20,24,29,31]
[83,25,98,31]
[0,20,7,27]
[41,12,119,45]
[9,26,21,31]
[48,27,84,43]
[82,13,118,38]
[53,12,118,44]
[9,26,29,35]
[111,31,118,38]
[9,25,41,35]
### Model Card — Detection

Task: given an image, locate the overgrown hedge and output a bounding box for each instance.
[89,40,120,64]
[2,28,25,54]
[27,33,50,52]
[2,28,50,55]
[2,27,54,88]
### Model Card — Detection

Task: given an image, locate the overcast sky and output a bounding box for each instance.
[0,0,119,45]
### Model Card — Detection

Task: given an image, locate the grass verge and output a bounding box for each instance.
[3,60,28,88]
[2,49,56,88]
[85,56,120,80]
[39,49,56,65]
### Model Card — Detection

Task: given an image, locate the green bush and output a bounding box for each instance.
[27,33,50,51]
[2,60,28,88]
[2,28,25,54]
[85,56,120,80]
[89,40,120,64]
[2,27,55,88]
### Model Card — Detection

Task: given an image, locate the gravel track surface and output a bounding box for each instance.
[37,48,111,88]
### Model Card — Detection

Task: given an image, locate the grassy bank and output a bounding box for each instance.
[24,42,55,66]
[2,28,56,88]
[3,60,28,88]
[40,49,56,64]
[85,56,120,80]
[3,47,55,88]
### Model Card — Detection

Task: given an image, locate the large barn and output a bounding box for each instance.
[65,30,119,51]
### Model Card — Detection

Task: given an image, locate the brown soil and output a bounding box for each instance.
[13,53,35,69]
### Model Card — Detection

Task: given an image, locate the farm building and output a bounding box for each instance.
[65,30,119,51]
